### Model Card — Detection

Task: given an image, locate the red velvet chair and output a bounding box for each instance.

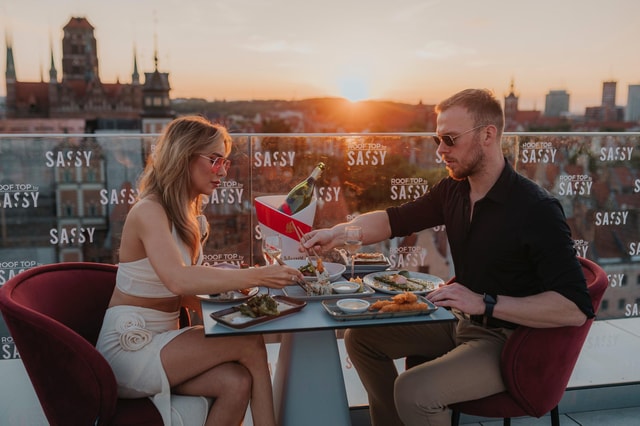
[0,262,163,426]
[406,256,609,426]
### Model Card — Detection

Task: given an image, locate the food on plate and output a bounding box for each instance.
[373,271,437,292]
[298,262,316,276]
[369,291,429,313]
[379,302,430,313]
[237,294,279,318]
[392,291,418,304]
[299,258,333,295]
[307,276,332,295]
[345,276,364,293]
[208,287,256,300]
[354,252,386,262]
[298,260,324,276]
[370,299,394,310]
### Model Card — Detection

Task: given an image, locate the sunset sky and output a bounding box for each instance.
[1,0,639,113]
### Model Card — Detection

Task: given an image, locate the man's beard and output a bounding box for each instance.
[447,137,483,181]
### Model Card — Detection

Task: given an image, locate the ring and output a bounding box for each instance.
[291,275,296,282]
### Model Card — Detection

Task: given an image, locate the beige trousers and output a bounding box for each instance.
[344,311,513,426]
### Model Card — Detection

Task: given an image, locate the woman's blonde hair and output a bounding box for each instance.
[138,116,232,263]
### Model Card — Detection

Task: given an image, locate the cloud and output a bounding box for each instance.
[415,40,475,60]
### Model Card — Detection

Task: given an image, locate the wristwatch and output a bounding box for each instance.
[483,293,497,318]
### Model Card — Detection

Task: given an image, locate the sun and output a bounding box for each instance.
[338,76,370,102]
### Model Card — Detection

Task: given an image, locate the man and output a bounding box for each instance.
[303,88,595,425]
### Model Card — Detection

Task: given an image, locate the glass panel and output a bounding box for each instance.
[0,132,638,321]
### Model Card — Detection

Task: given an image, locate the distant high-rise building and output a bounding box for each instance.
[602,81,617,108]
[544,90,570,117]
[625,84,640,122]
[586,80,624,122]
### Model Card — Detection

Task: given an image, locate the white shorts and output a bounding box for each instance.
[96,305,194,425]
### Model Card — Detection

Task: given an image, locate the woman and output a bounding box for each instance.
[96,116,302,426]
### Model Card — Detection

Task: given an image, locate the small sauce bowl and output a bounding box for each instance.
[330,281,361,294]
[336,298,370,314]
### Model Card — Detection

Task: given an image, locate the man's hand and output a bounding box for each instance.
[426,282,484,314]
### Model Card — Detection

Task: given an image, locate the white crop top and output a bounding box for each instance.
[116,224,204,298]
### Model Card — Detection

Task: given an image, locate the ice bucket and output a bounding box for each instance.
[255,194,317,260]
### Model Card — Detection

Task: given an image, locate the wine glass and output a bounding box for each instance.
[344,226,363,279]
[262,235,283,266]
[261,235,283,296]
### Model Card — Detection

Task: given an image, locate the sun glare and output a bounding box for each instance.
[338,76,370,102]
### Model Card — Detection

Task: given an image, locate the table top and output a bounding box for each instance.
[202,290,457,337]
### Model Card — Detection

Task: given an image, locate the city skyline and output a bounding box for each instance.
[1,0,639,114]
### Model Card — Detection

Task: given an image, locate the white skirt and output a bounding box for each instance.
[96,305,194,425]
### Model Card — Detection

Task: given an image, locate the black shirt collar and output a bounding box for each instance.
[483,158,515,204]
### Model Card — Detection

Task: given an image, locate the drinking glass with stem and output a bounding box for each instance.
[262,234,283,266]
[261,234,283,295]
[344,225,363,279]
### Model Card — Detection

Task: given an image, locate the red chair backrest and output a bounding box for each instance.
[0,262,120,425]
[500,256,608,417]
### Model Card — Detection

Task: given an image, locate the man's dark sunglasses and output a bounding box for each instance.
[432,125,488,147]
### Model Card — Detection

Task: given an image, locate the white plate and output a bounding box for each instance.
[363,271,444,295]
[336,298,370,313]
[197,287,259,302]
[330,281,361,294]
[284,259,346,282]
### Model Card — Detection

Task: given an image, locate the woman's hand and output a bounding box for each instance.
[258,264,305,289]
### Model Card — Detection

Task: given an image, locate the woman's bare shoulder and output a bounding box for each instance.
[127,198,169,227]
[131,197,163,214]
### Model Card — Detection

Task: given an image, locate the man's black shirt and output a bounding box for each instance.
[386,159,595,319]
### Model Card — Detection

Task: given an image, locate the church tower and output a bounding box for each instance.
[141,37,174,132]
[504,79,519,130]
[5,33,17,115]
[49,41,59,106]
[61,17,100,83]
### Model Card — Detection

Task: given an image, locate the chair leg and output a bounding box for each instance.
[550,405,560,426]
[450,409,460,426]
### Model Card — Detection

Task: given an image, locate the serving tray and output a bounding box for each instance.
[210,295,306,329]
[321,295,437,321]
[282,284,375,301]
[363,271,444,294]
[350,256,392,274]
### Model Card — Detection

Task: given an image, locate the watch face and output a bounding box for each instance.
[484,293,497,304]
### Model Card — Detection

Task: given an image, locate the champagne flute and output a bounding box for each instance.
[344,226,363,279]
[261,235,283,296]
[262,235,283,265]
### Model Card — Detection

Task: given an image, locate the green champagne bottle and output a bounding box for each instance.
[278,162,325,215]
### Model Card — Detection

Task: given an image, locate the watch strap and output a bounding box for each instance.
[483,293,497,318]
